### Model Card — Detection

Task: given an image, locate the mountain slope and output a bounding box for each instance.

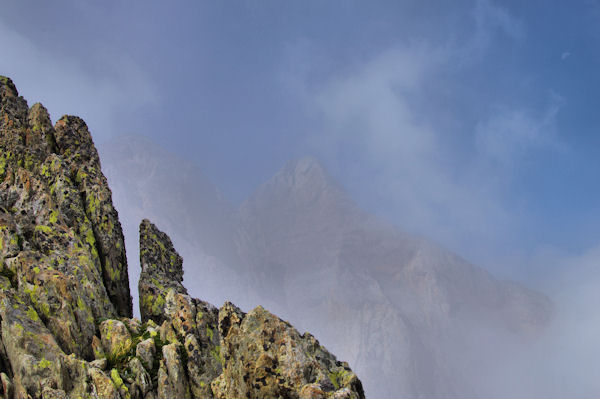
[101,136,552,399]
[237,157,552,398]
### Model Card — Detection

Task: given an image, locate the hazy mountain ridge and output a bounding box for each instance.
[102,135,553,399]
[237,156,552,399]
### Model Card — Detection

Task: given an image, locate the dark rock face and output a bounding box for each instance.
[53,116,132,318]
[0,76,364,398]
[139,219,187,324]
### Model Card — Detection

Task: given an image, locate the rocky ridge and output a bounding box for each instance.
[0,76,364,399]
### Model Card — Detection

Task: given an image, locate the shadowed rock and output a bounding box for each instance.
[54,115,132,317]
[139,218,187,324]
[0,76,120,361]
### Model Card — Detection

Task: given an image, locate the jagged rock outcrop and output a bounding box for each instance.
[0,76,364,398]
[0,75,129,397]
[139,219,364,399]
[53,115,132,317]
[99,134,248,317]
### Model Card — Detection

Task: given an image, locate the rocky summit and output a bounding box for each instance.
[0,76,364,399]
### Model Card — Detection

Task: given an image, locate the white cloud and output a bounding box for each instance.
[473,0,525,40]
[475,94,565,168]
[482,244,600,398]
[301,42,562,262]
[286,25,600,395]
[282,1,562,269]
[561,51,571,60]
[309,45,481,239]
[460,0,525,63]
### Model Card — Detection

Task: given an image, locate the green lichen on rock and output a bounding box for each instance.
[211,304,364,399]
[138,219,187,325]
[0,77,120,361]
[100,319,134,365]
[54,115,132,317]
[0,76,127,397]
[137,221,364,399]
[0,76,364,399]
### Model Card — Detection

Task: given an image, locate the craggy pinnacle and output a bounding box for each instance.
[139,220,366,399]
[0,76,365,399]
[0,76,121,359]
[0,75,132,319]
[139,219,187,324]
[54,115,132,318]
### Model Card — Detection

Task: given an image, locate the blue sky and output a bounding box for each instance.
[2,0,600,285]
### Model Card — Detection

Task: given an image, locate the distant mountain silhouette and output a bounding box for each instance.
[102,134,553,399]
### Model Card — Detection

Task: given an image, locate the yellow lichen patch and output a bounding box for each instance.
[0,154,8,177]
[108,264,121,281]
[26,306,40,322]
[110,368,130,399]
[36,358,52,370]
[87,194,100,215]
[151,294,165,315]
[40,163,50,177]
[34,225,52,234]
[210,345,223,366]
[77,297,86,311]
[75,168,88,184]
[327,369,352,391]
[84,227,96,249]
[48,210,58,224]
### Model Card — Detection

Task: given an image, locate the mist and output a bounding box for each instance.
[98,135,599,398]
[2,0,599,397]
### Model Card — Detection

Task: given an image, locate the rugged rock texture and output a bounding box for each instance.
[1,74,130,358]
[138,219,363,399]
[53,116,132,317]
[138,219,187,325]
[0,76,364,398]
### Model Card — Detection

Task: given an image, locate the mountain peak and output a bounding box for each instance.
[0,75,18,97]
[267,155,342,197]
[286,155,324,172]
[241,155,352,219]
[282,156,326,180]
